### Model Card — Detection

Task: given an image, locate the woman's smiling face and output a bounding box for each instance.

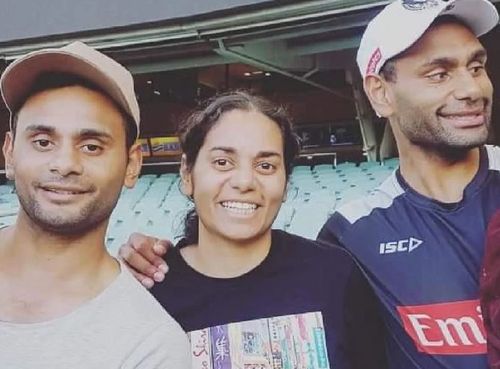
[181,108,287,244]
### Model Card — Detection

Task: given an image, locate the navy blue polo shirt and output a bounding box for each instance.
[319,145,500,369]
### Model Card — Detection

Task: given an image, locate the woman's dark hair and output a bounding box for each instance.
[181,90,300,245]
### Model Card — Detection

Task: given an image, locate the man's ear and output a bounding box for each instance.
[363,75,395,118]
[3,131,15,180]
[123,143,142,189]
[180,154,193,197]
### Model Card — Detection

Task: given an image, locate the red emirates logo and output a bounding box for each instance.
[397,299,486,355]
[366,48,382,75]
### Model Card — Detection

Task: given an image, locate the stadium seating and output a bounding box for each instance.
[0,160,398,254]
[0,185,18,220]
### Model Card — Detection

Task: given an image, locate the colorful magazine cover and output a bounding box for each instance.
[188,311,330,369]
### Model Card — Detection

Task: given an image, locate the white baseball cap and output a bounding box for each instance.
[357,0,499,79]
[1,41,140,136]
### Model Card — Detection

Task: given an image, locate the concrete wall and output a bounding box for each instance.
[0,0,272,43]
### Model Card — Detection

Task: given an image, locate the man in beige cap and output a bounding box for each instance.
[0,41,190,368]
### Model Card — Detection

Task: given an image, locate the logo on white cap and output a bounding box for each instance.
[402,0,440,11]
[366,48,382,76]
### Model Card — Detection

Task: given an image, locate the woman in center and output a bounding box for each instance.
[150,91,387,369]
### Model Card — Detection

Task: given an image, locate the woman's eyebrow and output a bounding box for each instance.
[210,146,236,154]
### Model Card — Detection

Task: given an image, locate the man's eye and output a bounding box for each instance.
[33,139,53,150]
[215,159,228,166]
[427,72,448,82]
[471,65,485,74]
[82,144,102,154]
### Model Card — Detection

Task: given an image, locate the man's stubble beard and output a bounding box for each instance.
[17,186,121,237]
[394,96,491,158]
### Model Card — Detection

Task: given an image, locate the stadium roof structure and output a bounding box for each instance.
[0,0,498,91]
[1,1,387,46]
[0,1,389,92]
[0,0,499,163]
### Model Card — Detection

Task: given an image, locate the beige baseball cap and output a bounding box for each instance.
[357,0,499,79]
[0,41,140,136]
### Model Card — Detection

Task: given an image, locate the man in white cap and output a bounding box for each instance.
[0,41,190,368]
[117,0,500,368]
[318,0,500,368]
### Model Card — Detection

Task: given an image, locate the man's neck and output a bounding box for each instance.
[0,212,119,323]
[398,144,481,203]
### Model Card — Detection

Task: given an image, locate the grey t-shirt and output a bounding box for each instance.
[0,263,190,368]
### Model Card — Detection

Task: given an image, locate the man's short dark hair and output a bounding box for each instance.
[379,59,398,83]
[11,72,137,150]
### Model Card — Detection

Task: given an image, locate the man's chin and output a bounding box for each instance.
[448,133,489,150]
[437,126,489,149]
[20,197,113,235]
[32,217,101,236]
[411,133,487,157]
[428,139,487,159]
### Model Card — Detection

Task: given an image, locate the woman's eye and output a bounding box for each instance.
[213,158,233,170]
[257,162,276,173]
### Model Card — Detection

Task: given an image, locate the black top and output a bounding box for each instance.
[151,229,387,369]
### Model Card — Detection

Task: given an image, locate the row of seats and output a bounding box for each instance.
[0,184,18,229]
[0,160,399,253]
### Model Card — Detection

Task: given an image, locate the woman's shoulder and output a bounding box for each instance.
[271,229,357,268]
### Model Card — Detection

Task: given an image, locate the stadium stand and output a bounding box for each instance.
[0,160,398,254]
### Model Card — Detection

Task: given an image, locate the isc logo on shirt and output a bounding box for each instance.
[379,237,423,254]
[397,300,486,355]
